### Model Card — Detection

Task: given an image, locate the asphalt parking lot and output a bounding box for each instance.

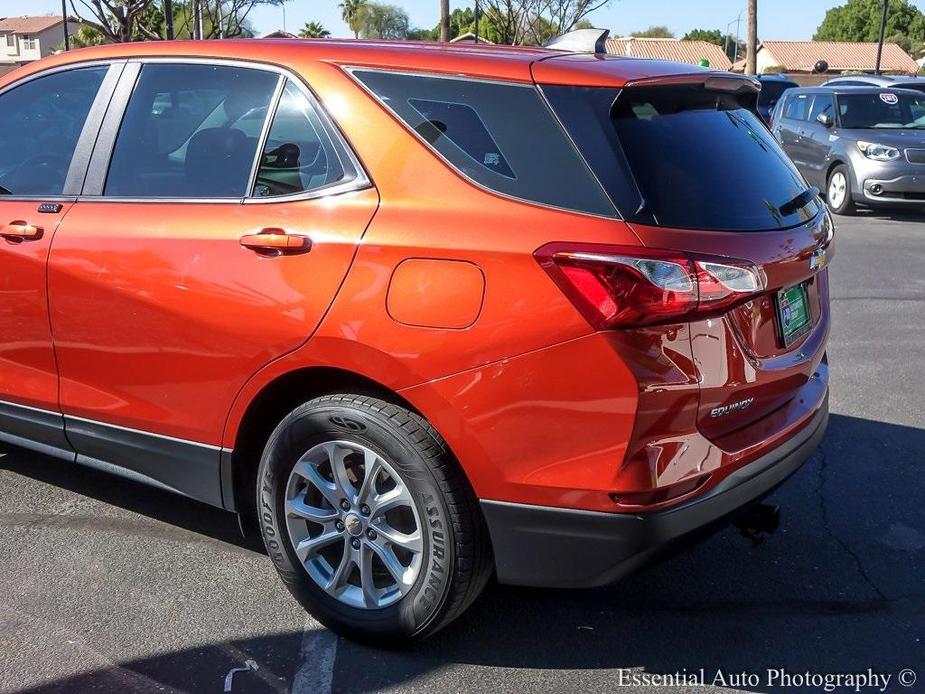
[2,210,924,694]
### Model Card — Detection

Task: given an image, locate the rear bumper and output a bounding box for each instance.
[481,393,828,588]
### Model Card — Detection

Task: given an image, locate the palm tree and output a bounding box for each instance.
[339,0,366,39]
[299,21,331,38]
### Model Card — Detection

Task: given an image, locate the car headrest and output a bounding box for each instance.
[185,128,255,197]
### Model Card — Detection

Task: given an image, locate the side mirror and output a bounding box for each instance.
[816,112,833,128]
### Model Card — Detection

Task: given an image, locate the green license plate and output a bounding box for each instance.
[776,283,812,347]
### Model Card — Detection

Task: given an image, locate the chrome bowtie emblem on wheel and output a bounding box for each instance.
[344,513,363,536]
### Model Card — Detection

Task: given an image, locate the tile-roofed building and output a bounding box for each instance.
[605,37,732,70]
[750,40,920,75]
[0,15,79,67]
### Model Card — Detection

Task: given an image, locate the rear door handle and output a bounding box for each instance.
[1,221,43,242]
[240,229,312,255]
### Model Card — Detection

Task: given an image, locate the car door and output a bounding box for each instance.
[803,92,836,189]
[48,61,377,505]
[0,62,120,458]
[776,92,814,175]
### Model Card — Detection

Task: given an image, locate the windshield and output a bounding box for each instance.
[838,92,925,129]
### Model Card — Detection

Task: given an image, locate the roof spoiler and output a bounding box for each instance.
[623,73,760,93]
[544,28,609,55]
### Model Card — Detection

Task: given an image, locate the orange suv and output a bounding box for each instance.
[0,33,831,643]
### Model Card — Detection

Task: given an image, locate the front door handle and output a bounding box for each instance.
[1,221,43,242]
[240,229,312,255]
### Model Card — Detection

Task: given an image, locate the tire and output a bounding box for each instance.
[256,394,492,644]
[826,164,856,216]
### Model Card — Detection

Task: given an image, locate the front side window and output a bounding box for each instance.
[809,94,834,122]
[0,66,107,196]
[837,92,925,129]
[105,64,279,198]
[252,80,354,198]
[351,70,615,217]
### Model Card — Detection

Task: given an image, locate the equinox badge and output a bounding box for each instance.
[710,397,755,418]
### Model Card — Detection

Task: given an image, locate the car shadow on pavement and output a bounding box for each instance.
[853,208,925,223]
[0,444,261,555]
[6,412,925,693]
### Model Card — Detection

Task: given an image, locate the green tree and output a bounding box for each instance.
[682,28,744,61]
[299,21,331,38]
[339,0,367,38]
[356,2,410,39]
[814,0,925,56]
[631,25,674,38]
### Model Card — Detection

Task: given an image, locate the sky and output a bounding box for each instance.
[4,0,925,41]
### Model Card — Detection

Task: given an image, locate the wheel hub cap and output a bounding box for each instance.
[284,440,424,610]
[344,513,363,537]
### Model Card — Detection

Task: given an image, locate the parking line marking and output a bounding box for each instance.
[291,615,337,694]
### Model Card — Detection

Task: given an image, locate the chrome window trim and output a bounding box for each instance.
[245,74,286,196]
[81,56,372,204]
[343,65,619,221]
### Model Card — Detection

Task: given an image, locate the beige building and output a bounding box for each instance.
[733,40,921,75]
[605,37,732,70]
[0,15,80,69]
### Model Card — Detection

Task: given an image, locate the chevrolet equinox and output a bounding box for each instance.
[0,33,831,643]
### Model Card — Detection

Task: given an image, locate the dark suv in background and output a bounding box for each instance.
[757,74,799,124]
[771,85,925,214]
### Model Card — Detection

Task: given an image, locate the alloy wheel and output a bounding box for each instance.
[828,171,847,209]
[284,440,423,609]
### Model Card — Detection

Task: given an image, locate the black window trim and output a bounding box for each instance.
[0,59,123,201]
[344,65,619,220]
[77,57,372,204]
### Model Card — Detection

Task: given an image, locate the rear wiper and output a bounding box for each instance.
[0,184,10,195]
[778,187,819,216]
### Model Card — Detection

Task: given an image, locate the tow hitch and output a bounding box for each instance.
[734,502,780,546]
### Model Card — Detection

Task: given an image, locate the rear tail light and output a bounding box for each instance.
[535,242,765,329]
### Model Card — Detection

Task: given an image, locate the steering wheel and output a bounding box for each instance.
[6,153,71,194]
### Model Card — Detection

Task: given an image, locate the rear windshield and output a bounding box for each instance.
[837,92,925,129]
[544,83,820,231]
[758,80,797,106]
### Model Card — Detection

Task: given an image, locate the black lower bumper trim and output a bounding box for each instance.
[481,395,828,588]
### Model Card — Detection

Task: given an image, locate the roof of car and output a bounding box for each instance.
[783,84,924,95]
[1,37,739,89]
[825,75,925,86]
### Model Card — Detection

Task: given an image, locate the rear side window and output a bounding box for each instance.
[0,67,107,196]
[545,83,819,231]
[351,70,615,217]
[105,64,279,198]
[784,93,811,120]
[252,80,355,198]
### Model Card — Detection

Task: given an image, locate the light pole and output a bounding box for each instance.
[725,8,745,63]
[874,0,888,74]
